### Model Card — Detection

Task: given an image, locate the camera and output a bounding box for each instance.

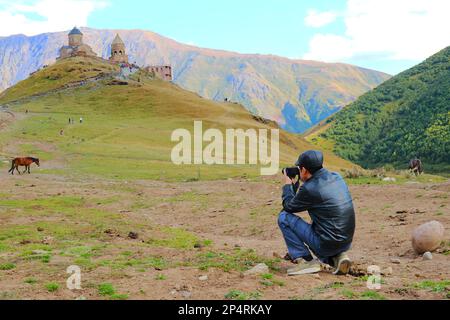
[282,167,300,179]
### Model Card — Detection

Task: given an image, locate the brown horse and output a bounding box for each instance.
[409,158,423,176]
[8,157,40,175]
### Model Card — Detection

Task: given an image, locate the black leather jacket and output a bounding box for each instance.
[282,168,355,255]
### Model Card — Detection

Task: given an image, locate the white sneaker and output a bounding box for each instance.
[332,253,352,275]
[287,259,321,276]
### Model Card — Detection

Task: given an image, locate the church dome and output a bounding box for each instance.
[69,27,83,36]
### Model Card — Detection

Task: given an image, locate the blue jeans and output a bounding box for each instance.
[278,211,350,265]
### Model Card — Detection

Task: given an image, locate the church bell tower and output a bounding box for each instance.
[109,34,128,63]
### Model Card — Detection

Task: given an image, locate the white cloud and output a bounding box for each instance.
[0,0,108,36]
[303,0,450,63]
[304,10,338,28]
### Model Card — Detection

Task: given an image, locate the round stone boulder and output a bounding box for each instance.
[412,221,445,254]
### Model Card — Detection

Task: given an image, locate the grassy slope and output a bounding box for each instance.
[306,46,450,173]
[0,57,354,181]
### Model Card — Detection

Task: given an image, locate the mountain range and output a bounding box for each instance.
[306,46,450,173]
[0,27,390,133]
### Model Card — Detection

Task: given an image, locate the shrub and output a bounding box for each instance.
[0,263,16,270]
[370,167,386,178]
[342,167,367,178]
[45,283,59,292]
[224,290,262,300]
[98,283,115,296]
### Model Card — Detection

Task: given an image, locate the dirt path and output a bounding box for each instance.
[0,171,448,300]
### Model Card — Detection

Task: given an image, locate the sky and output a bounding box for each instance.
[0,0,449,75]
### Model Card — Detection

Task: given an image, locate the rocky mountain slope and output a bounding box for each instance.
[0,28,390,133]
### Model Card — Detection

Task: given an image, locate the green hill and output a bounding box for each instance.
[306,46,450,173]
[0,57,354,181]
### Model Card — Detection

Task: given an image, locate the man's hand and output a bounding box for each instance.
[283,171,295,185]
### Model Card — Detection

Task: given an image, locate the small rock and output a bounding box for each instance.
[312,274,320,279]
[180,291,192,298]
[128,232,139,239]
[198,275,208,281]
[383,267,393,275]
[243,263,269,276]
[76,296,87,300]
[175,284,191,291]
[37,227,44,232]
[42,236,54,245]
[390,258,401,264]
[422,252,433,261]
[194,242,204,249]
[383,177,396,182]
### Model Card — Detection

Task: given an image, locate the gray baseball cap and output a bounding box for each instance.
[295,150,324,172]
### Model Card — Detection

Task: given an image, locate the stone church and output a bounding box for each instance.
[109,34,128,63]
[58,27,97,59]
[57,28,172,81]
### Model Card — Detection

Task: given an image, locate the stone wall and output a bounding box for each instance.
[145,65,172,81]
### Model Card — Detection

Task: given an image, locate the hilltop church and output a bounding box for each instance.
[58,27,97,59]
[57,27,172,81]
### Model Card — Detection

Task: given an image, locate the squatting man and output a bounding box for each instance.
[279,150,356,276]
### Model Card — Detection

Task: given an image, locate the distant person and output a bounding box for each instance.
[80,117,83,124]
[278,150,355,276]
[60,129,64,136]
[69,117,71,124]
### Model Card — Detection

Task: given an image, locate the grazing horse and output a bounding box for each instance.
[409,158,423,176]
[8,157,40,175]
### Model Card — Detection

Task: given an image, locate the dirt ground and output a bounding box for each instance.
[0,170,448,300]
